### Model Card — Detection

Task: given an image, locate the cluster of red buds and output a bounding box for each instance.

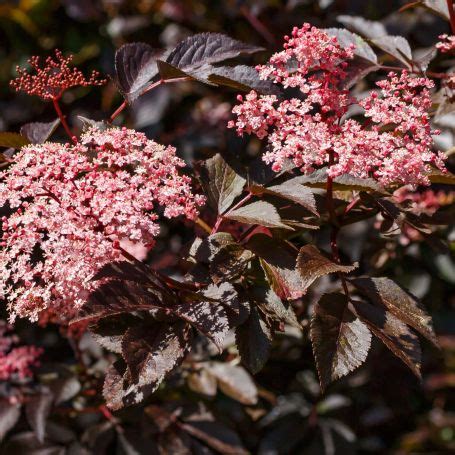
[10,49,106,101]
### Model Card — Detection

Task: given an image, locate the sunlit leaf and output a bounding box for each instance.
[310,293,371,390]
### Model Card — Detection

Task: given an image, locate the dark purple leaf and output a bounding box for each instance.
[253,177,318,215]
[166,33,264,73]
[297,244,357,292]
[236,307,272,374]
[352,300,422,378]
[0,401,21,441]
[324,28,378,64]
[105,321,191,410]
[115,43,163,103]
[207,65,282,95]
[310,293,371,390]
[251,286,300,328]
[122,322,190,384]
[20,119,60,144]
[336,15,387,39]
[181,421,248,455]
[371,36,413,68]
[351,277,437,346]
[225,201,292,229]
[246,234,305,300]
[25,392,54,443]
[202,153,246,214]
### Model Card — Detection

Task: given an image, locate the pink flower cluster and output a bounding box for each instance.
[436,34,455,53]
[394,186,455,215]
[229,24,446,186]
[10,49,106,101]
[0,320,42,381]
[0,127,204,323]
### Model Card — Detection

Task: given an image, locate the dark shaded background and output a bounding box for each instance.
[0,0,454,453]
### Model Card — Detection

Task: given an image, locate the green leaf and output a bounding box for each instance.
[352,300,422,378]
[236,307,272,374]
[202,153,246,214]
[225,200,292,229]
[297,245,357,292]
[310,293,371,390]
[351,277,438,346]
[0,132,30,149]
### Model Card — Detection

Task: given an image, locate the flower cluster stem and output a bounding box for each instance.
[52,98,77,143]
[326,153,350,298]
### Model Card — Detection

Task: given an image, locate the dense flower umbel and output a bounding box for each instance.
[0,127,204,323]
[0,320,42,381]
[229,24,446,186]
[10,49,106,101]
[436,34,455,53]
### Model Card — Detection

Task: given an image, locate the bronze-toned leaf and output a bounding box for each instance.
[202,153,246,214]
[310,293,371,390]
[225,201,292,229]
[351,277,437,346]
[246,234,305,300]
[0,132,30,149]
[297,244,357,292]
[352,300,422,378]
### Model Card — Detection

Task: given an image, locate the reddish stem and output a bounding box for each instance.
[108,77,192,123]
[52,97,77,143]
[326,154,350,298]
[447,0,455,34]
[211,193,253,234]
[240,6,276,45]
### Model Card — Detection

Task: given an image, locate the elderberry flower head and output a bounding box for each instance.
[0,320,42,381]
[0,127,205,323]
[436,34,455,53]
[229,24,446,186]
